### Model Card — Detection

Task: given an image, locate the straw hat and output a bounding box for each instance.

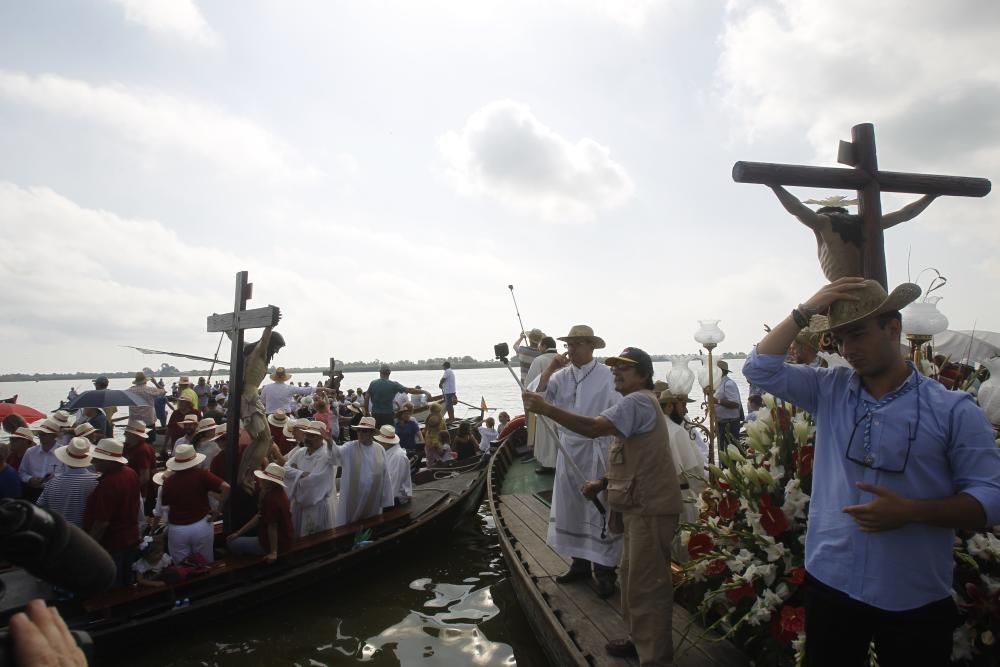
[91,438,129,464]
[270,367,292,382]
[52,411,72,427]
[124,420,149,437]
[213,425,227,441]
[74,423,97,438]
[177,394,194,405]
[353,416,377,431]
[152,470,173,486]
[301,421,324,437]
[54,437,94,468]
[177,376,192,387]
[167,443,205,471]
[283,417,310,439]
[374,425,399,445]
[347,402,362,414]
[267,410,289,428]
[34,419,62,435]
[818,280,921,332]
[195,417,219,435]
[133,372,149,385]
[181,413,199,427]
[11,426,36,442]
[557,324,606,349]
[254,462,288,488]
[526,328,545,343]
[396,402,414,415]
[308,420,328,435]
[795,315,828,351]
[717,360,730,373]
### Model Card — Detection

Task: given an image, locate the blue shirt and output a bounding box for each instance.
[743,350,1000,611]
[601,390,658,438]
[395,419,420,451]
[0,465,21,499]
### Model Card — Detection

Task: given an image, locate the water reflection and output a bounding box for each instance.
[117,504,548,666]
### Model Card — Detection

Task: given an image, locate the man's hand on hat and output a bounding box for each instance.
[802,276,867,313]
[841,482,914,532]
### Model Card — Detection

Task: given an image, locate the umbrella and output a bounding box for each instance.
[0,402,47,423]
[64,389,151,410]
[931,330,1000,366]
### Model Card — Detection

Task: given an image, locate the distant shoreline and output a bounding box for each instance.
[0,353,748,383]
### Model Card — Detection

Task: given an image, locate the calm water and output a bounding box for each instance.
[2,360,748,665]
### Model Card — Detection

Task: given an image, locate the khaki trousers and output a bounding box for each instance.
[620,513,679,667]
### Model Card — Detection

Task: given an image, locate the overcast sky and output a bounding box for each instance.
[2,0,998,373]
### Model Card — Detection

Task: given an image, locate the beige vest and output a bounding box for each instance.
[606,390,682,516]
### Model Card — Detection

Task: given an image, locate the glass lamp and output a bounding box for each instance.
[693,320,725,465]
[694,320,726,349]
[901,297,948,365]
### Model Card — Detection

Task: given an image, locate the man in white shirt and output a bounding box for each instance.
[284,421,335,537]
[37,437,100,527]
[439,362,458,421]
[334,417,394,527]
[261,367,314,414]
[20,420,68,502]
[710,360,743,447]
[526,337,560,471]
[376,425,412,506]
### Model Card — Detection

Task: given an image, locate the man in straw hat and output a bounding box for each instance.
[38,437,99,528]
[84,438,142,585]
[129,371,166,427]
[708,359,743,447]
[123,421,156,513]
[20,420,67,503]
[376,425,412,507]
[162,443,231,564]
[657,367,708,530]
[226,462,294,563]
[513,327,546,383]
[284,421,336,537]
[6,426,36,472]
[176,376,199,409]
[525,347,682,664]
[526,324,622,598]
[744,276,1000,666]
[262,366,312,415]
[73,422,102,445]
[334,416,393,528]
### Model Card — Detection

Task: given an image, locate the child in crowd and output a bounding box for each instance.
[133,535,172,588]
[453,422,478,461]
[477,417,498,454]
[496,411,511,435]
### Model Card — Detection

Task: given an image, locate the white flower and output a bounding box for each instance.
[791,413,814,447]
[690,559,709,582]
[967,533,1000,561]
[726,549,754,575]
[792,632,806,659]
[744,563,777,586]
[763,539,788,563]
[775,582,791,600]
[744,510,767,538]
[727,444,746,462]
[983,574,1000,596]
[782,478,810,521]
[680,530,691,547]
[745,420,772,449]
[762,394,777,411]
[744,598,773,626]
[952,623,977,662]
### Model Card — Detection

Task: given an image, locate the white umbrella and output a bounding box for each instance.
[931,330,1000,366]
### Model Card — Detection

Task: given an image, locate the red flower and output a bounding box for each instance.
[725,578,754,603]
[718,495,739,520]
[716,479,731,490]
[797,445,815,477]
[687,533,714,559]
[784,567,806,585]
[759,502,789,537]
[774,406,791,432]
[705,559,728,577]
[780,605,806,636]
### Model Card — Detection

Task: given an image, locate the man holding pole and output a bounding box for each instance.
[525,325,621,598]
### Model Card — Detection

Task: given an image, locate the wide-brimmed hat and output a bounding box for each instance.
[270,367,292,382]
[167,443,205,471]
[133,371,149,385]
[195,417,219,435]
[819,280,921,332]
[353,416,377,431]
[152,470,173,486]
[212,425,227,441]
[55,437,94,468]
[795,315,828,350]
[717,360,730,373]
[52,411,72,426]
[527,328,545,343]
[124,420,149,437]
[374,425,399,445]
[177,376,192,386]
[11,426,35,442]
[267,410,289,428]
[557,324,606,349]
[283,417,310,439]
[34,419,63,435]
[307,420,328,436]
[92,438,128,464]
[347,402,362,414]
[74,423,97,438]
[659,366,696,404]
[659,389,695,405]
[254,462,288,488]
[604,347,653,378]
[181,413,199,427]
[177,394,195,404]
[396,402,414,414]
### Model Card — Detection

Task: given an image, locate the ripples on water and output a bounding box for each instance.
[116,504,549,667]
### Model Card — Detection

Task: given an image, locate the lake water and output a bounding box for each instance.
[2,359,748,665]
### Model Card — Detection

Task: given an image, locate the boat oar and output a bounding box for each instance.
[497,345,608,537]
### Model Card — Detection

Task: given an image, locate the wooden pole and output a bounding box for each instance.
[223,272,249,534]
[731,162,991,197]
[852,124,888,289]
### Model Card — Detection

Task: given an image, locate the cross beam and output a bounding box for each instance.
[733,123,991,288]
[207,272,279,532]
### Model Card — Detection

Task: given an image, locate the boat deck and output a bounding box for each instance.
[497,492,746,666]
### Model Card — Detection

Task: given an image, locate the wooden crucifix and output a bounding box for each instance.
[206,271,281,532]
[323,357,344,391]
[733,123,991,288]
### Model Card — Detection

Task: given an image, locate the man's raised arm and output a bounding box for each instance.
[770,185,825,230]
[882,195,938,229]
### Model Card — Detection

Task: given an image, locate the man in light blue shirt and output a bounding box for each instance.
[743,277,1000,667]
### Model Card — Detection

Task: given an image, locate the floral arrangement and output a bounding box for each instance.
[676,394,1000,667]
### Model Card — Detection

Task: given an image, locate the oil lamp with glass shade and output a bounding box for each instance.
[694,320,725,464]
[901,296,948,366]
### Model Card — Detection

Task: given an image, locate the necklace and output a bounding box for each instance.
[569,361,598,402]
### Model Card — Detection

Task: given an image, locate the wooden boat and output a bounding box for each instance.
[0,454,490,661]
[487,435,748,667]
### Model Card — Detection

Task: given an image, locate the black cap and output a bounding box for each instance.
[604,347,654,377]
[93,375,109,388]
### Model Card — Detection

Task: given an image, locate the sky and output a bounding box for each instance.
[1,0,998,373]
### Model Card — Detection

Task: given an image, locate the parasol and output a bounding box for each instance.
[0,403,47,423]
[931,330,1000,366]
[64,389,151,410]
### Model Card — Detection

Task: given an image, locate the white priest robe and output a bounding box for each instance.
[527,362,558,468]
[543,360,622,567]
[665,419,707,527]
[284,445,336,537]
[383,443,412,505]
[334,440,394,528]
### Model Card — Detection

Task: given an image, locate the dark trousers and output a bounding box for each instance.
[373,412,394,428]
[111,545,140,587]
[805,573,955,667]
[717,419,741,446]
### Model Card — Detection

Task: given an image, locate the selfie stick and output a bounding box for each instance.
[508,285,526,340]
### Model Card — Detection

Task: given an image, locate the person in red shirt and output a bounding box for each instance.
[84,438,141,586]
[123,421,156,515]
[226,462,294,563]
[162,443,230,564]
[268,410,292,455]
[6,426,35,471]
[165,397,200,456]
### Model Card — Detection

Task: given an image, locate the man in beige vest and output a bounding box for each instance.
[524,347,681,666]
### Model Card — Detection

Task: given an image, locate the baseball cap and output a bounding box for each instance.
[604,347,654,377]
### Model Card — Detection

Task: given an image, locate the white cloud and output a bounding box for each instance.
[109,0,220,48]
[439,100,634,223]
[0,70,325,185]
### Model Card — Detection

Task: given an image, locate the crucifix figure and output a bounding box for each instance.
[733,123,991,288]
[207,271,281,530]
[323,357,344,391]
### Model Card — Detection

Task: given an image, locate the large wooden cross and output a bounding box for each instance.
[733,123,991,288]
[206,271,280,532]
